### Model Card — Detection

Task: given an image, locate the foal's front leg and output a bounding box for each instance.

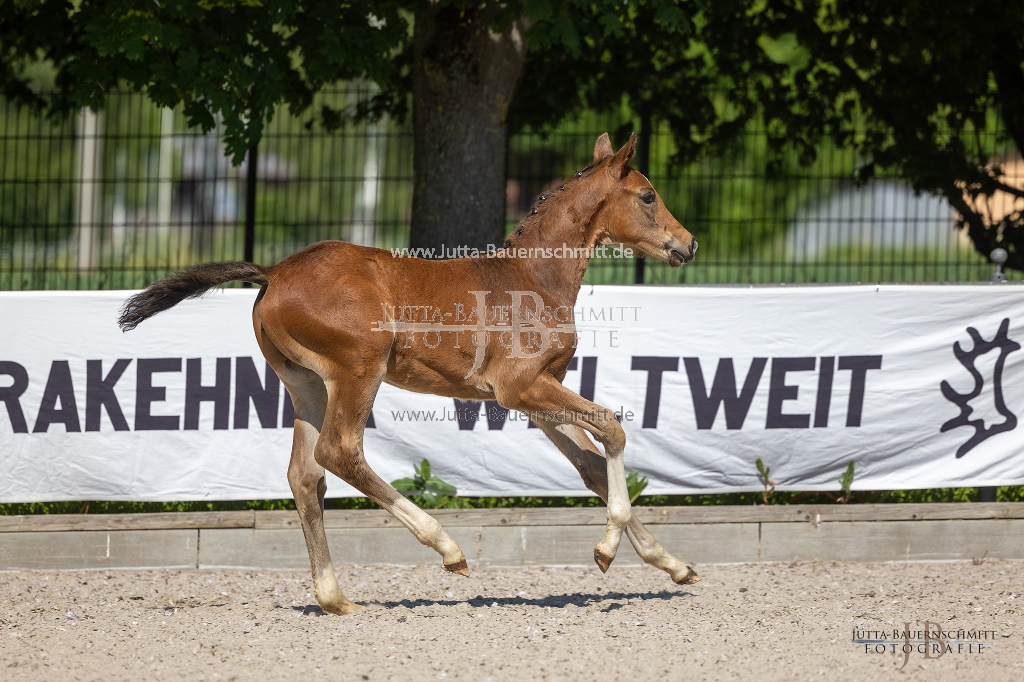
[505,374,633,572]
[537,421,700,584]
[593,417,631,572]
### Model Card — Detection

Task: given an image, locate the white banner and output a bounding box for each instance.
[1,285,1023,502]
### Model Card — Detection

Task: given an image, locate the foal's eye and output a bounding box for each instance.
[641,193,656,205]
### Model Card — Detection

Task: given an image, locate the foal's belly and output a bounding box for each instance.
[383,354,497,401]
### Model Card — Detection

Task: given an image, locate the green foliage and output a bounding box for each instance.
[838,461,856,503]
[5,486,1024,515]
[626,471,648,503]
[5,0,1022,269]
[761,0,1024,271]
[514,0,769,163]
[0,104,76,240]
[511,0,1024,271]
[755,458,775,504]
[391,458,470,509]
[0,1,410,163]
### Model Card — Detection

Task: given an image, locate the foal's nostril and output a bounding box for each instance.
[669,237,696,265]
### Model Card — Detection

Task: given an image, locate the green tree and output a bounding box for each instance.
[4,1,1022,270]
[0,0,529,253]
[773,0,1024,272]
[0,0,408,161]
[512,0,1024,271]
[512,1,783,160]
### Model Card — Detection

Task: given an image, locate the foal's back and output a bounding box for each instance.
[255,240,541,398]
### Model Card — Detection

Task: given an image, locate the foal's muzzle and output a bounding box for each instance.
[667,238,697,267]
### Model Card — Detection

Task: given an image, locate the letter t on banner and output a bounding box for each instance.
[838,356,883,427]
[631,357,679,428]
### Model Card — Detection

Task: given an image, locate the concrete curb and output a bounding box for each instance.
[2,505,1023,571]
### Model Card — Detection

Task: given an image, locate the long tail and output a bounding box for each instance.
[118,261,269,331]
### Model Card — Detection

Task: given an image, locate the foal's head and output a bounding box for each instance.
[589,133,697,267]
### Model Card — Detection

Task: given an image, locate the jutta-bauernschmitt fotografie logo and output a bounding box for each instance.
[940,318,1020,457]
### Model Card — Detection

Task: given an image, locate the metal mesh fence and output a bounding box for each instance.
[1,86,1018,290]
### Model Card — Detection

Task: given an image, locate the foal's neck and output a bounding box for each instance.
[501,181,606,306]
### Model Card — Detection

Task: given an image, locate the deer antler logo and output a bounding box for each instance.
[940,318,1020,458]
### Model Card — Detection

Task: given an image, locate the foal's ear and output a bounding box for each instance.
[593,133,614,163]
[611,132,637,171]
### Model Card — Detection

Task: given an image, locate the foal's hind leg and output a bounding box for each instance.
[279,367,364,614]
[259,337,363,615]
[314,375,469,575]
[536,421,700,585]
[255,312,360,614]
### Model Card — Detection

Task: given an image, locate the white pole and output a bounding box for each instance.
[75,108,102,271]
[351,121,381,247]
[156,107,175,236]
[349,82,383,248]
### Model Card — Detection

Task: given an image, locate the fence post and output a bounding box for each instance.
[350,87,382,247]
[634,108,652,285]
[156,108,175,240]
[242,141,258,286]
[75,108,103,275]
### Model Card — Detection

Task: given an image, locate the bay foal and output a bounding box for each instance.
[120,133,699,615]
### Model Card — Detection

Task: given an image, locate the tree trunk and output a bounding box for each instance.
[410,2,528,255]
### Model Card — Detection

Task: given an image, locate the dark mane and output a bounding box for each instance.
[503,163,600,247]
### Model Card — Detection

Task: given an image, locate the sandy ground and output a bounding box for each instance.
[0,560,1020,682]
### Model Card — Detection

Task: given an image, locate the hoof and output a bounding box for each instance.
[319,599,365,616]
[444,558,470,576]
[593,548,614,574]
[673,567,701,585]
